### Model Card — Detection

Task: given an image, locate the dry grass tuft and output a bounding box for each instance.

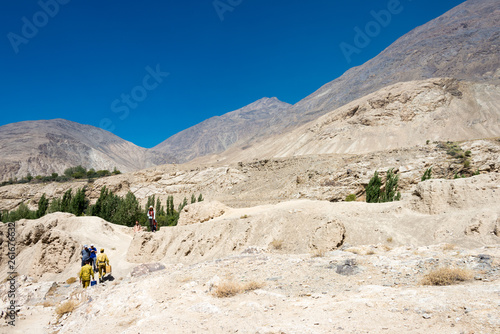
[386,237,393,243]
[345,247,362,255]
[270,239,284,250]
[240,214,249,219]
[213,280,265,298]
[41,300,54,308]
[366,249,376,255]
[242,281,265,292]
[381,244,392,252]
[213,281,242,298]
[66,277,77,284]
[55,300,78,317]
[310,248,326,257]
[442,243,456,251]
[421,267,473,286]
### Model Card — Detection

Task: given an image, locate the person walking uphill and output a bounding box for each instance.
[96,248,109,283]
[79,259,94,289]
[89,244,97,271]
[81,245,90,267]
[147,205,156,232]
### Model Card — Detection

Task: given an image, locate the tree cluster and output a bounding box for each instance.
[0,186,203,230]
[366,169,401,203]
[0,165,121,188]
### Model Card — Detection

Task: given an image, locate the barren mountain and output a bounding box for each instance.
[282,0,500,127]
[154,0,499,163]
[153,97,291,163]
[0,119,175,182]
[203,78,500,163]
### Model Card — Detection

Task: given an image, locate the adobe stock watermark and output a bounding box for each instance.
[6,220,18,326]
[7,0,71,54]
[99,64,169,134]
[213,0,243,21]
[339,0,411,63]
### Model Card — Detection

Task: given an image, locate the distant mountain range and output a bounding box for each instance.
[0,119,175,181]
[154,0,499,160]
[0,0,498,180]
[153,97,291,162]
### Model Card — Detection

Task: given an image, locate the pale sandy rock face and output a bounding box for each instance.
[207,79,500,163]
[177,201,229,226]
[410,173,500,215]
[127,201,346,265]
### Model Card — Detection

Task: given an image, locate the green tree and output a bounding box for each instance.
[421,167,432,181]
[178,197,188,212]
[114,191,142,226]
[366,171,382,203]
[381,168,400,202]
[166,195,174,216]
[61,189,73,213]
[36,193,49,218]
[70,187,89,216]
[48,198,61,213]
[197,194,204,202]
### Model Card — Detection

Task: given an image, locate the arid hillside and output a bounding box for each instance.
[200,78,500,164]
[0,119,175,182]
[1,172,499,333]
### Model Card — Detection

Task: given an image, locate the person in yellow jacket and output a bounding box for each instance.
[79,259,94,289]
[96,248,109,283]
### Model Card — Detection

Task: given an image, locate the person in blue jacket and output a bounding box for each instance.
[89,244,98,271]
[81,245,90,267]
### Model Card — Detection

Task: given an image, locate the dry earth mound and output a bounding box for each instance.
[177,201,230,226]
[0,213,134,282]
[128,202,346,265]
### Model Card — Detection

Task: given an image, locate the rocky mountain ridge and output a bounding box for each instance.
[0,119,176,182]
[153,97,291,163]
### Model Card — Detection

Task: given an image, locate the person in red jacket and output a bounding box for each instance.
[147,205,155,232]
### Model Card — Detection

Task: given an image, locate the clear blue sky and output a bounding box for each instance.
[1,0,465,148]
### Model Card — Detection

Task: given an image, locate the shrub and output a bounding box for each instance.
[270,239,283,250]
[366,169,401,203]
[345,194,356,202]
[421,267,473,286]
[66,277,77,284]
[55,300,78,317]
[421,167,432,181]
[311,248,326,257]
[212,281,265,298]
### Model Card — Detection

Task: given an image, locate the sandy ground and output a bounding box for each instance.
[1,174,499,333]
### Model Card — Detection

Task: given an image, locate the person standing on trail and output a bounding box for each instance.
[147,205,155,232]
[96,248,110,283]
[79,259,94,289]
[89,244,97,271]
[81,245,90,267]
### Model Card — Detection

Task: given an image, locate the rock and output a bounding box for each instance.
[336,259,359,276]
[177,201,229,226]
[130,263,166,277]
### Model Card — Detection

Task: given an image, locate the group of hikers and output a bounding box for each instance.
[78,206,157,289]
[78,244,110,288]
